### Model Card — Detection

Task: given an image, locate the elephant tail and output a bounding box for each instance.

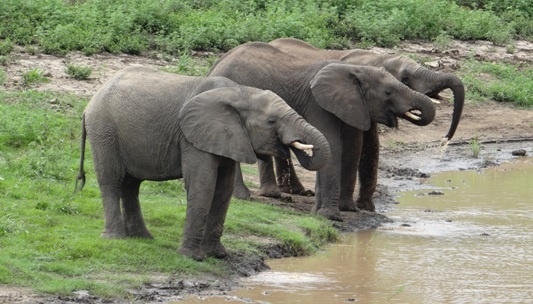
[75,113,87,192]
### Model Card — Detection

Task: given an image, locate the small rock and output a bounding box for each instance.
[480,232,490,236]
[425,60,440,68]
[511,149,527,156]
[401,223,411,227]
[428,190,444,196]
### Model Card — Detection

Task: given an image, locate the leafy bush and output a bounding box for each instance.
[0,39,14,55]
[65,64,92,80]
[22,68,49,87]
[0,0,532,53]
[460,60,533,106]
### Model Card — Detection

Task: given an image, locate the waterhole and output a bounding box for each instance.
[183,158,533,303]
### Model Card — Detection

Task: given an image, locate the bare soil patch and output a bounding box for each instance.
[1,39,532,303]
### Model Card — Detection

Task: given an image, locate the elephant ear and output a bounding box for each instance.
[178,87,256,164]
[310,63,370,131]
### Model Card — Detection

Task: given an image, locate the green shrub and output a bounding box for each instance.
[0,0,532,54]
[0,39,14,56]
[22,68,49,87]
[460,60,533,106]
[65,64,92,80]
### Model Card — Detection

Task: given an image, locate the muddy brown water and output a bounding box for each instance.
[180,158,533,303]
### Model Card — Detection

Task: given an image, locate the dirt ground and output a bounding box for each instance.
[1,39,532,303]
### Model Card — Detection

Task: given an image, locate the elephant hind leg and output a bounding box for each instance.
[92,146,128,239]
[121,175,153,239]
[99,183,127,239]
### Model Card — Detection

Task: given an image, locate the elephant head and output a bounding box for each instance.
[178,86,330,171]
[340,52,464,141]
[309,63,436,131]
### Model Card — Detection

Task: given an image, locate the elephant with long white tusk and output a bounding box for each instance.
[76,66,330,260]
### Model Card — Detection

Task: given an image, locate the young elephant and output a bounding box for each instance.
[76,67,330,261]
[209,42,437,221]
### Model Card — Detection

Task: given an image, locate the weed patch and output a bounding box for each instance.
[460,60,533,106]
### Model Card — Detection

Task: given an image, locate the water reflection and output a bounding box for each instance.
[182,158,533,303]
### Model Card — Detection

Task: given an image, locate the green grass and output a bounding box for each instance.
[65,63,92,80]
[0,90,337,298]
[469,136,481,158]
[22,68,49,87]
[0,0,531,55]
[459,60,533,106]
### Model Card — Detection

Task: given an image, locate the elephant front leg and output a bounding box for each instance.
[179,154,218,261]
[308,119,343,221]
[257,156,282,198]
[356,122,379,212]
[201,159,235,259]
[314,167,343,221]
[275,157,312,195]
[232,163,251,200]
[338,126,363,212]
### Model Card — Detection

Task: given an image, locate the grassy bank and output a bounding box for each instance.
[0,90,338,297]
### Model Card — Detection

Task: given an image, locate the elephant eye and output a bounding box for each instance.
[385,89,392,96]
[267,117,277,125]
[401,76,409,84]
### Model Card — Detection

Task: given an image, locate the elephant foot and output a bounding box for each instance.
[257,184,282,198]
[101,230,128,239]
[232,184,251,200]
[338,198,358,212]
[356,198,376,212]
[279,184,314,196]
[315,207,343,222]
[278,178,307,195]
[127,228,154,239]
[178,246,205,261]
[202,242,227,259]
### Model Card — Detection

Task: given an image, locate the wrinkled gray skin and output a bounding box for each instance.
[209,42,437,221]
[262,38,465,213]
[76,67,330,261]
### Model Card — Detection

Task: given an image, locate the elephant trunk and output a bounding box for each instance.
[402,88,437,127]
[442,75,465,141]
[280,113,330,171]
[417,68,465,141]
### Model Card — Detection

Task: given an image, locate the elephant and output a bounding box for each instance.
[260,38,465,212]
[76,66,330,261]
[208,42,437,221]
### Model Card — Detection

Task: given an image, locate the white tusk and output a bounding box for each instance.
[291,142,314,157]
[430,98,441,104]
[405,111,421,121]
